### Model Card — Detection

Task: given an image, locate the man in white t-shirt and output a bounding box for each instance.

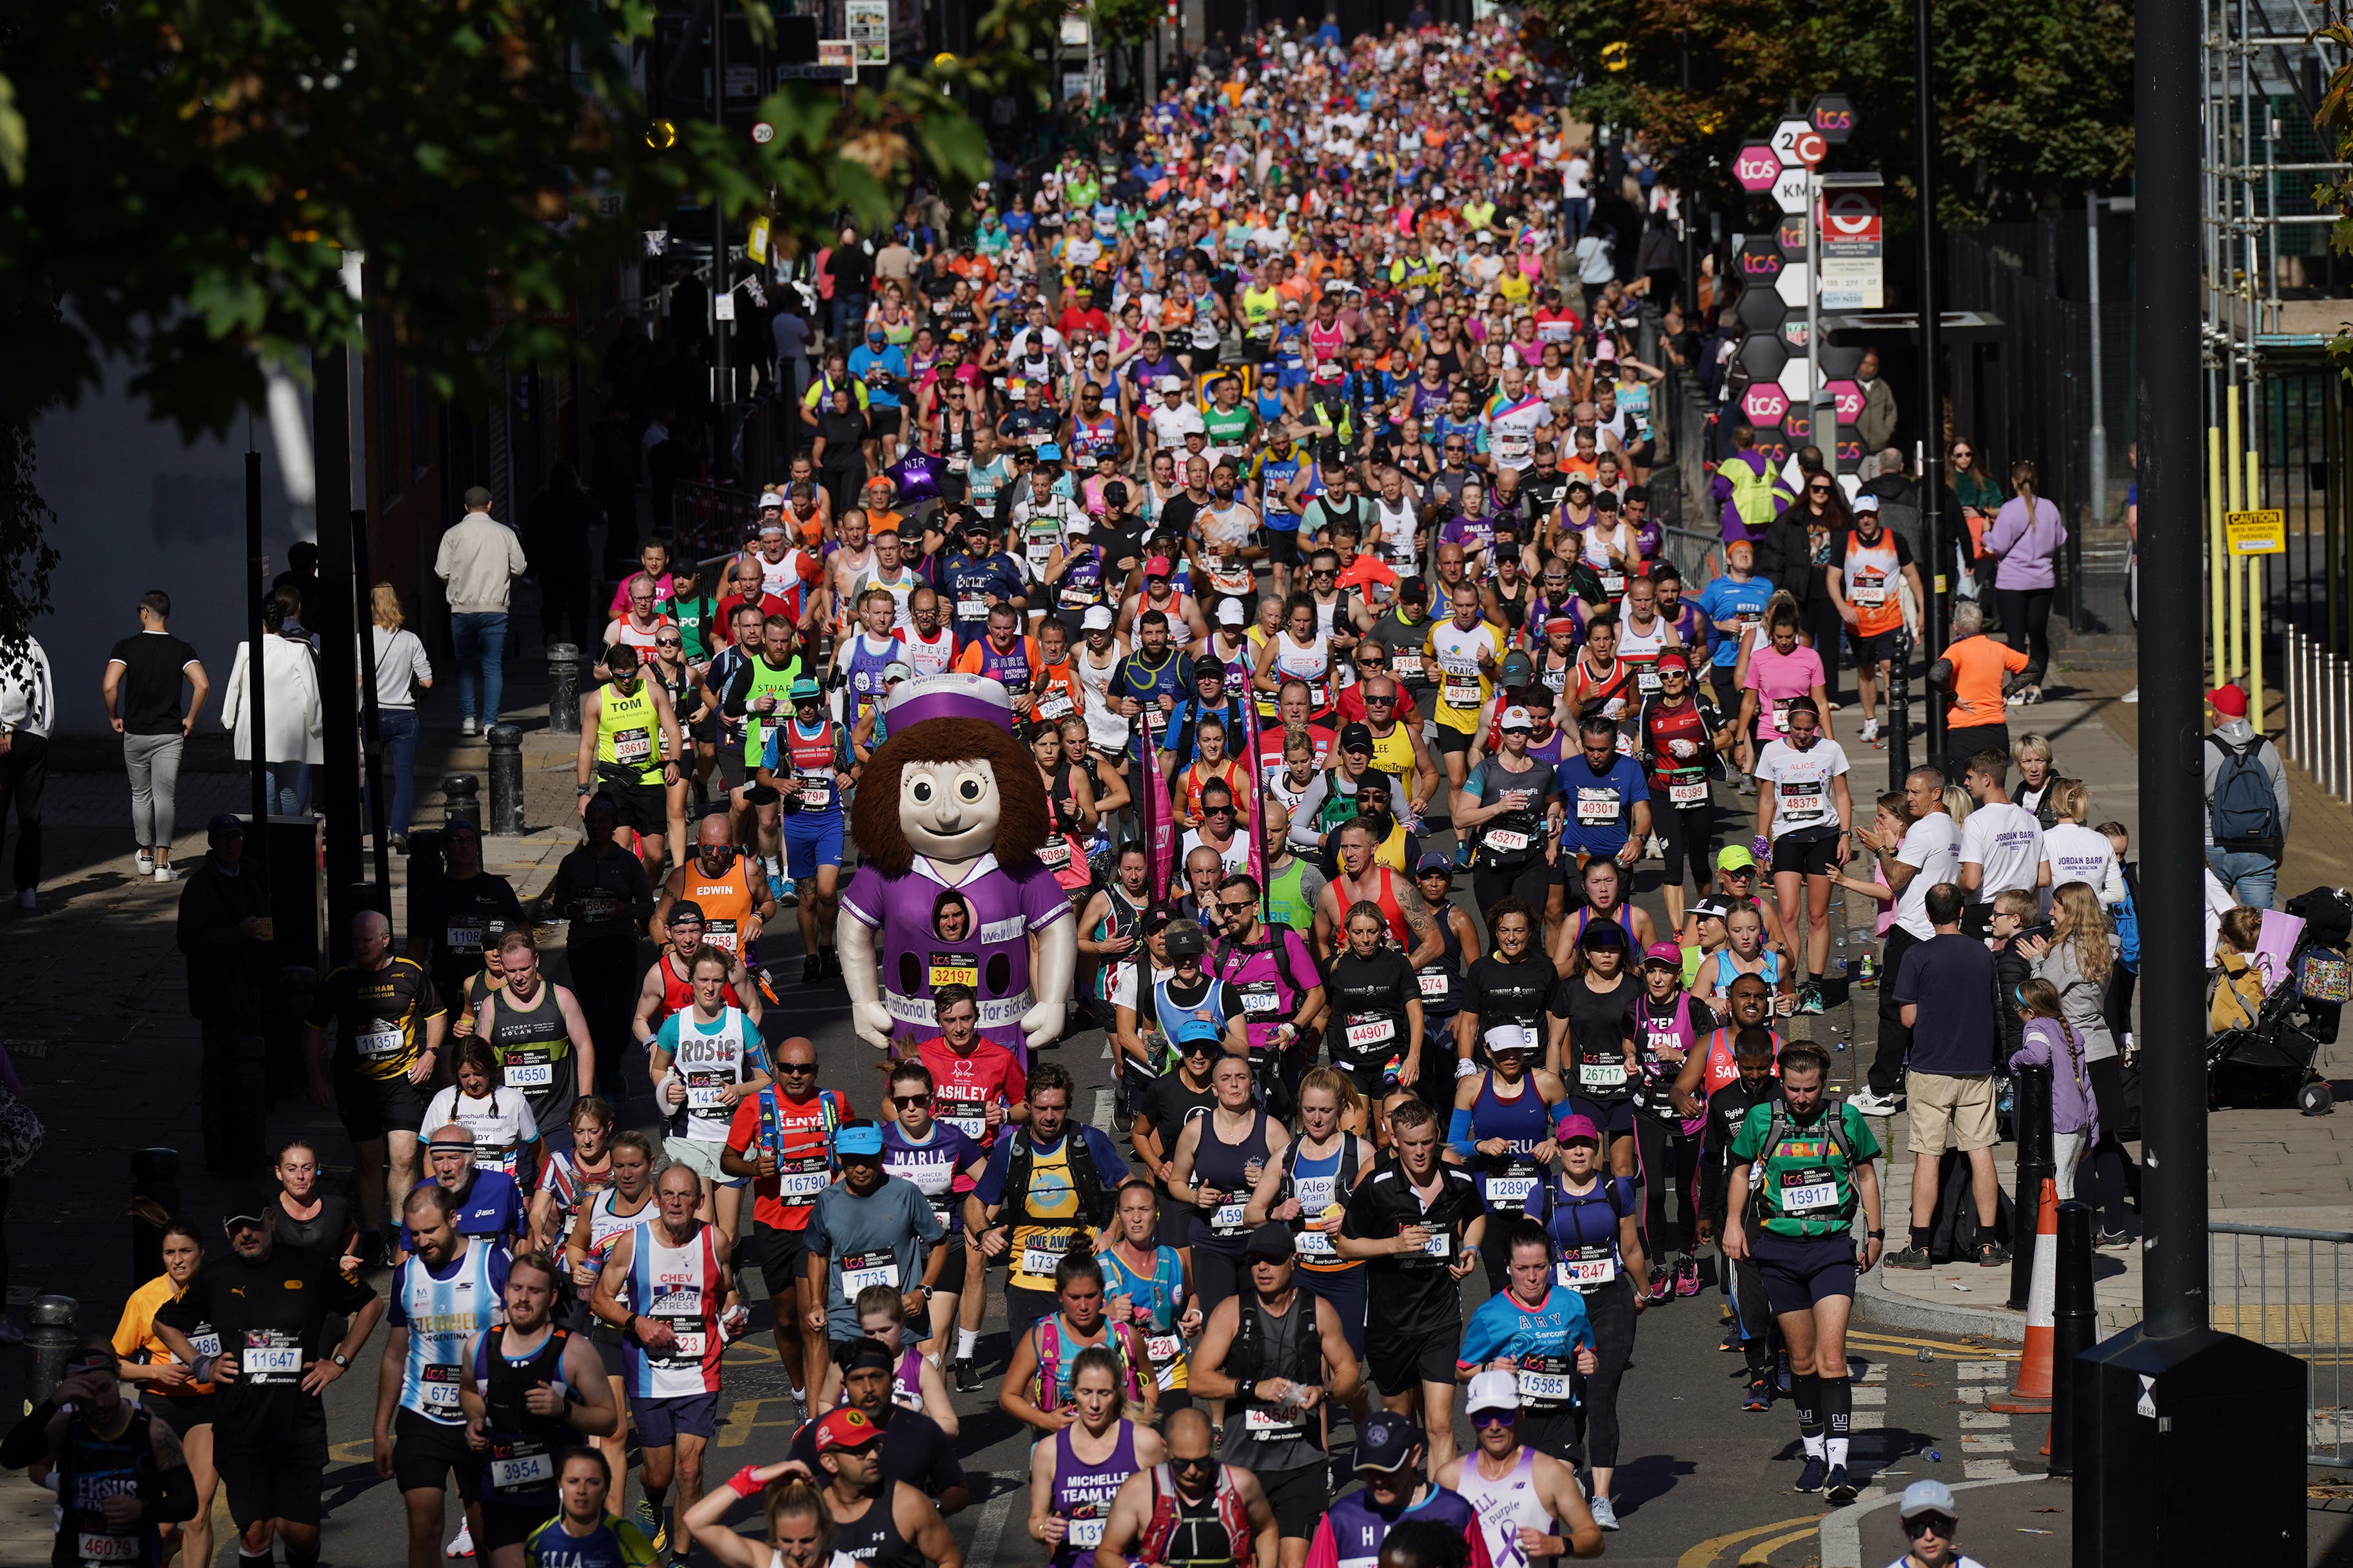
[1849,765,1965,1118]
[1957,750,2050,928]
[1146,376,1207,454]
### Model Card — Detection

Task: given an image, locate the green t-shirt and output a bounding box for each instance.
[668,592,719,664]
[1203,403,1256,452]
[1728,1100,1881,1238]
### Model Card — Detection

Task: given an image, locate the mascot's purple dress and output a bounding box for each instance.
[839,679,1072,1063]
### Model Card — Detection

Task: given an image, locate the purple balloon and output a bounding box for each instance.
[886,449,944,507]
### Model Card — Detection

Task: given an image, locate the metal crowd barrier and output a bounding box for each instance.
[2283,624,2353,802]
[2210,1221,2348,1466]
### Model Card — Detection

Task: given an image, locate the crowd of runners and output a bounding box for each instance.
[4,16,2183,1568]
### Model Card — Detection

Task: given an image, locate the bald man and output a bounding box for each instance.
[305,908,451,1264]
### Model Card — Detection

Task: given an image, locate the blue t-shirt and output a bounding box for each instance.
[398,1169,523,1252]
[846,344,908,409]
[1694,575,1775,668]
[1455,1281,1594,1375]
[1554,752,1652,858]
[941,552,1026,642]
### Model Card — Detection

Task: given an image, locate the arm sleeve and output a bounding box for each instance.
[1447,1107,1478,1161]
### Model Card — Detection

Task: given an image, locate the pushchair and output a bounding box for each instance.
[2207,889,2352,1114]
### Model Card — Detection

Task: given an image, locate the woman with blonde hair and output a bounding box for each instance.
[2041,779,2123,904]
[2026,883,2133,1246]
[368,581,433,849]
[2011,734,2076,828]
[681,1469,846,1568]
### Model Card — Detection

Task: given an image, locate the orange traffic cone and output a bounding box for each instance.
[1988,1177,2058,1413]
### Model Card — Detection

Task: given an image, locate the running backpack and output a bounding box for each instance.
[1745,1101,1860,1224]
[2207,733,2283,848]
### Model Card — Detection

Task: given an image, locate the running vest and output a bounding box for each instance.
[1135,1465,1254,1568]
[1616,615,1670,699]
[1100,1245,1190,1392]
[1457,1447,1560,1568]
[679,856,761,956]
[1642,699,1713,806]
[738,656,804,766]
[1264,857,1314,934]
[1470,1072,1552,1213]
[476,1327,575,1510]
[1003,1130,1115,1292]
[595,681,664,784]
[1282,1136,1362,1271]
[622,1219,726,1397]
[395,1241,504,1423]
[776,717,843,814]
[487,982,574,1103]
[843,634,901,721]
[897,624,955,678]
[660,1006,762,1143]
[1841,528,1905,636]
[1363,721,1417,790]
[52,1406,167,1568]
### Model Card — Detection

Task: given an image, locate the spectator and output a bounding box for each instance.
[825,226,875,347]
[2011,978,2099,1202]
[1853,349,1898,451]
[1756,463,1848,698]
[1710,423,1792,547]
[1846,766,1962,1119]
[433,485,529,735]
[1983,459,2066,700]
[1945,438,2004,613]
[2009,734,2076,828]
[1859,447,1926,566]
[1572,222,1616,317]
[1956,748,2048,921]
[369,584,433,852]
[2202,681,2289,909]
[1929,601,2028,783]
[221,593,324,815]
[2029,882,2134,1248]
[103,589,211,884]
[175,814,277,1174]
[1884,882,2007,1269]
[0,633,53,911]
[772,305,814,447]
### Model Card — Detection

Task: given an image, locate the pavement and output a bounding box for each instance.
[8,629,2353,1565]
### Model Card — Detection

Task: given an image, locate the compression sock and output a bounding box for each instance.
[283,1544,318,1568]
[1793,1371,1824,1459]
[1823,1376,1853,1469]
[957,1328,979,1359]
[643,1480,670,1521]
[1911,1226,1934,1253]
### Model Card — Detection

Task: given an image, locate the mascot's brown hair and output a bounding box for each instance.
[850,717,1051,876]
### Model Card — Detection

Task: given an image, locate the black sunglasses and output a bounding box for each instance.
[1904,1516,1956,1538]
[1216,896,1255,912]
[892,1093,932,1107]
[778,1061,818,1074]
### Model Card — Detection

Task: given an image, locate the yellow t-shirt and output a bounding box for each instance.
[1427,618,1507,733]
[113,1273,216,1396]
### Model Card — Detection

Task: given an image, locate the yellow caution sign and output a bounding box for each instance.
[2227,508,2286,556]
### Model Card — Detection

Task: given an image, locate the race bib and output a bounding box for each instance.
[242,1344,303,1379]
[1391,652,1425,681]
[1146,1333,1183,1362]
[1852,577,1886,607]
[1779,780,1826,822]
[796,773,832,809]
[1069,1518,1109,1548]
[1345,1016,1397,1047]
[1485,1176,1538,1206]
[1418,971,1450,1000]
[1770,700,1792,734]
[1484,827,1532,852]
[493,1452,555,1491]
[420,1363,463,1410]
[1601,572,1626,594]
[1443,676,1482,708]
[1781,1165,1840,1214]
[930,951,980,989]
[1020,1247,1066,1277]
[1211,1201,1248,1233]
[1295,1228,1336,1258]
[1637,668,1663,695]
[613,729,652,766]
[446,922,485,952]
[1039,690,1075,720]
[78,1533,141,1563]
[1516,1369,1573,1401]
[664,1331,707,1359]
[1668,779,1708,807]
[1579,1060,1628,1088]
[1038,837,1071,870]
[186,1331,221,1360]
[842,1249,899,1295]
[1557,1254,1617,1286]
[1245,1406,1302,1437]
[505,1060,555,1089]
[687,1078,732,1111]
[356,1027,404,1060]
[1240,983,1282,1014]
[1576,789,1619,824]
[956,594,987,621]
[779,1166,828,1201]
[1418,1229,1452,1259]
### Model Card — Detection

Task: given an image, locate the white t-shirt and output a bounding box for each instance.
[420,1086,539,1165]
[2043,821,2124,906]
[1180,827,1253,878]
[1149,402,1207,449]
[1958,800,2049,902]
[1893,812,1964,942]
[1756,739,1851,840]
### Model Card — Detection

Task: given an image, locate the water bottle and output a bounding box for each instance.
[1857,951,1879,988]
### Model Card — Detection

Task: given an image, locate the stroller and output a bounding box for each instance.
[2207,887,2352,1114]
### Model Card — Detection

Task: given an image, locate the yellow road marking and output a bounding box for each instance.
[1739,1524,1821,1565]
[1847,1331,2018,1361]
[715,1396,808,1449]
[1676,1513,1822,1568]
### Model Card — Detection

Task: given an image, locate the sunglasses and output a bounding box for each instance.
[1904,1516,1956,1538]
[1470,1409,1518,1429]
[1723,867,1756,878]
[1808,485,1832,494]
[1171,1454,1216,1471]
[656,639,683,648]
[778,1061,818,1075]
[892,1093,932,1107]
[1216,897,1256,913]
[1204,804,1235,817]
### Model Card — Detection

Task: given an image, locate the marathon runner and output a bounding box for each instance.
[1300,1412,1492,1568]
[1095,1408,1278,1568]
[1027,1345,1167,1568]
[562,1130,658,1512]
[651,818,779,985]
[375,1184,506,1568]
[800,1122,947,1367]
[650,946,773,1234]
[475,931,596,1148]
[904,984,1026,1386]
[1,1341,199,1568]
[762,675,853,982]
[520,1450,659,1567]
[719,1038,849,1419]
[108,1220,220,1568]
[877,1058,989,1355]
[1434,1368,1602,1563]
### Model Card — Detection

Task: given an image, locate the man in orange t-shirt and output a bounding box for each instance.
[1933,601,2031,782]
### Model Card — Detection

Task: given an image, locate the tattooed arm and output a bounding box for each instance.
[1394,875,1446,970]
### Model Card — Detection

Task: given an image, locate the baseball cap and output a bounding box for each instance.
[1146,555,1174,577]
[1196,655,1226,681]
[1218,599,1245,626]
[2207,682,2249,718]
[1243,1223,1295,1260]
[1163,919,1209,960]
[1555,1112,1602,1145]
[1158,374,1185,392]
[1173,1017,1222,1051]
[758,492,786,510]
[1498,651,1534,687]
[1339,722,1374,754]
[1577,918,1628,951]
[814,1407,884,1453]
[1037,443,1064,463]
[1715,844,1759,873]
[224,1188,275,1229]
[960,514,993,535]
[1465,1368,1521,1415]
[665,898,707,927]
[1689,896,1732,924]
[835,1123,884,1158]
[206,813,246,838]
[1499,706,1534,732]
[788,677,823,702]
[881,661,913,683]
[1899,1478,1960,1521]
[1356,1412,1421,1472]
[1852,492,1880,513]
[1415,851,1454,876]
[1641,940,1685,970]
[1082,606,1115,631]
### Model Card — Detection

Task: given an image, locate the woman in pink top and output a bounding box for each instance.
[1738,604,1833,747]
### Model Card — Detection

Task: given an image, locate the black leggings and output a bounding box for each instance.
[1654,801,1717,897]
[1472,861,1550,933]
[2082,1054,2136,1232]
[2102,965,2137,1047]
[1995,587,2055,684]
[1572,1275,1637,1470]
[1633,1116,1703,1259]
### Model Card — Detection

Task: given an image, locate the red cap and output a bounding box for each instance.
[814,1407,883,1453]
[1146,556,1174,578]
[2206,683,2249,718]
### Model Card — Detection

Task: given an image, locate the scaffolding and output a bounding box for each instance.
[2203,0,2353,724]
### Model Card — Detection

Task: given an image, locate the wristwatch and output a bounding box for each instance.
[576,782,593,797]
[332,1351,351,1369]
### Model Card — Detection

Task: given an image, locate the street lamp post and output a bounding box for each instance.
[1915,0,1947,763]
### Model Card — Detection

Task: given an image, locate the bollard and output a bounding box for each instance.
[547,644,582,735]
[228,1035,271,1172]
[1888,637,1913,785]
[2047,1199,2098,1475]
[487,725,526,837]
[443,775,482,828]
[129,1148,181,1284]
[24,1295,78,1406]
[2007,1063,2053,1309]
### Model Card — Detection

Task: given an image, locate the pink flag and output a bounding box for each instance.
[1239,690,1266,896]
[1139,708,1175,899]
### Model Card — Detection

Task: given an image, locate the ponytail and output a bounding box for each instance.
[2010,460,2038,508]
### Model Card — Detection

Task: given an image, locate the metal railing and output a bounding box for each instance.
[2282,623,2353,802]
[2210,1221,2350,1466]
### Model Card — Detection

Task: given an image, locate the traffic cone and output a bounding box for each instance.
[1987,1177,2058,1413]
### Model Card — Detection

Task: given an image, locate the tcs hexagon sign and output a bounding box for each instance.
[1775,214,1809,258]
[1737,334,1790,382]
[1825,380,1866,423]
[1733,143,1782,192]
[1737,287,1787,334]
[1772,117,1826,168]
[1772,168,1813,216]
[1773,261,1812,310]
[1735,237,1784,289]
[1808,93,1857,146]
[1775,357,1815,402]
[1741,384,1790,426]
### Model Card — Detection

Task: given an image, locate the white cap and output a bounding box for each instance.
[758,492,785,509]
[1899,1479,1958,1520]
[1465,1369,1520,1415]
[1218,599,1245,626]
[881,661,912,683]
[1853,493,1880,513]
[1083,605,1116,631]
[1499,706,1534,731]
[1158,374,1185,392]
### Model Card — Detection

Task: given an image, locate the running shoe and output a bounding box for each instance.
[445,1521,476,1558]
[135,849,154,876]
[1676,1255,1703,1297]
[1588,1496,1619,1532]
[1977,1241,2013,1267]
[1720,1325,1743,1353]
[2096,1228,2135,1251]
[1883,1245,1933,1270]
[1826,1466,1859,1505]
[1795,981,1825,1015]
[153,866,180,884]
[1846,1089,1905,1117]
[1795,1456,1828,1493]
[634,1498,661,1543]
[1859,717,1879,744]
[1776,1357,1793,1394]
[1743,1379,1771,1413]
[951,1357,982,1393]
[1646,1264,1674,1305]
